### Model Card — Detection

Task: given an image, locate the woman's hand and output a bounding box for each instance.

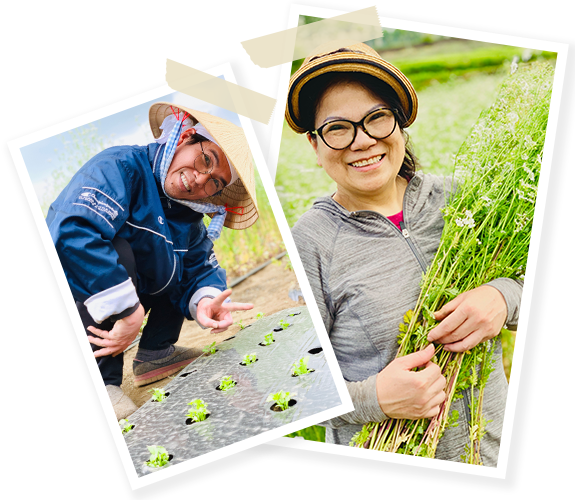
[87,304,145,358]
[197,289,253,334]
[376,345,446,419]
[427,285,507,352]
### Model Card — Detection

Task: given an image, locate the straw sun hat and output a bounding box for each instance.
[149,102,258,230]
[286,42,418,134]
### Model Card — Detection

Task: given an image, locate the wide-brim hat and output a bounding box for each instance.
[149,102,258,230]
[286,42,418,134]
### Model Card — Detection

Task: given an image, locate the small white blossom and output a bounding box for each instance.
[455,209,476,228]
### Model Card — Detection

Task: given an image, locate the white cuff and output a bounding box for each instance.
[189,286,229,329]
[84,278,139,324]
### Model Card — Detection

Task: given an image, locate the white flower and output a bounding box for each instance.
[455,209,476,229]
[480,195,493,206]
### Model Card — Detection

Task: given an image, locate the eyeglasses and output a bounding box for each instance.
[193,141,226,197]
[312,108,398,150]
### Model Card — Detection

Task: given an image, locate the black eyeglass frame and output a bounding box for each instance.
[311,107,399,151]
[194,141,226,197]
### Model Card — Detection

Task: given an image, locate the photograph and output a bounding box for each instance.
[269,7,565,475]
[8,66,351,487]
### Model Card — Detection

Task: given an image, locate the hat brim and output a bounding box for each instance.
[286,50,418,134]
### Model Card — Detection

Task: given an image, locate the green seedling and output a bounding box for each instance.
[279,319,290,330]
[146,445,170,468]
[292,356,312,376]
[219,376,236,391]
[119,418,133,434]
[267,390,291,411]
[242,353,257,365]
[262,332,274,345]
[203,341,217,355]
[186,399,209,422]
[255,312,264,320]
[149,387,167,402]
[238,319,246,330]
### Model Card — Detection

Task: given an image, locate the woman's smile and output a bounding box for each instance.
[348,153,386,170]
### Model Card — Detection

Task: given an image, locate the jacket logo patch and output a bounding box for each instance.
[208,252,219,268]
[78,192,119,220]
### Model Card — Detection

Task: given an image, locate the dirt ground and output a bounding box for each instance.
[529,273,560,473]
[121,258,304,408]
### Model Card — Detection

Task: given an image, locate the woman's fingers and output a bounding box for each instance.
[427,306,469,342]
[222,301,254,312]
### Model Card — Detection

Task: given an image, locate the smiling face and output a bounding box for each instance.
[310,81,406,208]
[164,128,232,201]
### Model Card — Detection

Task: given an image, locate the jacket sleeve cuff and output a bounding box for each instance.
[321,374,388,428]
[84,278,139,324]
[483,278,523,328]
[189,286,228,329]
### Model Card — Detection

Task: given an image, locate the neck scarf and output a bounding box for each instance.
[154,115,227,242]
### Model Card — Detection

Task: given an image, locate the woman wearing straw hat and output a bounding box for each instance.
[286,43,522,465]
[47,103,258,419]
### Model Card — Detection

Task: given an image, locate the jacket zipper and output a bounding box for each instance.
[398,221,427,273]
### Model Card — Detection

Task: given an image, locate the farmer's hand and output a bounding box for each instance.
[427,285,507,352]
[87,304,145,358]
[376,344,446,419]
[197,289,253,334]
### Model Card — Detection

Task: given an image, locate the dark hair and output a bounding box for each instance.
[184,132,209,146]
[299,72,420,180]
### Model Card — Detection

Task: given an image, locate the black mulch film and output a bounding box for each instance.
[123,306,341,476]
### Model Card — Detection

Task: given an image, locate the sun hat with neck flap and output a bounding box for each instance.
[149,102,259,231]
[285,42,418,134]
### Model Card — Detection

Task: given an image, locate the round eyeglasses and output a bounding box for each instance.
[193,141,226,197]
[312,108,398,150]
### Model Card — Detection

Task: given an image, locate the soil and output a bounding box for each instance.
[121,259,304,408]
[529,273,561,473]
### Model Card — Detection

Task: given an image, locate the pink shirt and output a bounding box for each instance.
[387,210,404,230]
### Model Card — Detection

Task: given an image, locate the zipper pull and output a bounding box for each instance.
[167,199,171,209]
[399,221,409,238]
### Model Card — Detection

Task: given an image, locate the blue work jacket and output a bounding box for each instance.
[46,142,227,322]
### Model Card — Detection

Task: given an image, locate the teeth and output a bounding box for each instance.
[180,172,190,191]
[350,155,383,168]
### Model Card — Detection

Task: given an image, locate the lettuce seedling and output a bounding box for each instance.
[256,312,264,320]
[267,390,291,411]
[119,418,133,434]
[149,388,167,402]
[292,356,312,376]
[262,332,274,345]
[187,399,209,422]
[146,445,170,468]
[203,341,217,355]
[238,319,245,330]
[242,353,257,365]
[279,319,290,330]
[219,376,236,391]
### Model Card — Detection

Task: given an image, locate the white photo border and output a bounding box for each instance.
[266,3,569,480]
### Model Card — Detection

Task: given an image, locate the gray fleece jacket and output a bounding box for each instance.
[291,172,522,466]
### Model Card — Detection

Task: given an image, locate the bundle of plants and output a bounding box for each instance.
[350,61,553,463]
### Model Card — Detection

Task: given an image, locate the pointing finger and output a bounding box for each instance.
[211,289,233,307]
[222,301,254,312]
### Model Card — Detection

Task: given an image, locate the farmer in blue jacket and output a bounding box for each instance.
[47,103,259,419]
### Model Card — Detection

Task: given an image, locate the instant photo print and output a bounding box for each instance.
[266,4,567,479]
[8,63,352,489]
